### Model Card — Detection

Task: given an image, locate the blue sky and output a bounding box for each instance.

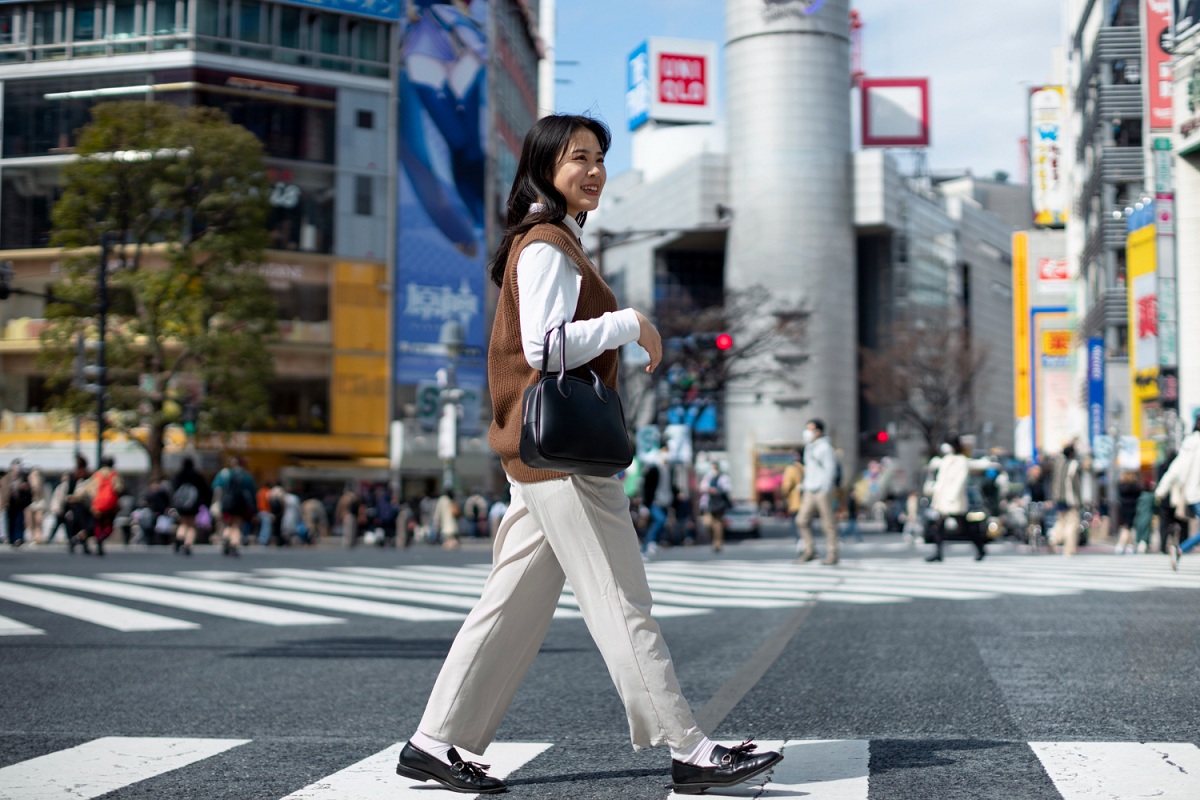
[553,0,1064,182]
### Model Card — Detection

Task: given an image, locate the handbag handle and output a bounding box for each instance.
[540,321,609,403]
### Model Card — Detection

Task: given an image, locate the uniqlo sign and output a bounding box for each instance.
[627,37,717,130]
[658,53,706,105]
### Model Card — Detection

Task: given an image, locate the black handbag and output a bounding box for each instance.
[519,322,634,477]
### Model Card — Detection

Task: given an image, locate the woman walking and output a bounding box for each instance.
[171,457,211,556]
[394,114,781,795]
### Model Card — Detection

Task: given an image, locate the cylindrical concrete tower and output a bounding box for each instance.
[723,0,857,495]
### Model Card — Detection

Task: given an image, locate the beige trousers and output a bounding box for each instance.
[418,474,704,754]
[796,489,838,560]
[1052,507,1081,556]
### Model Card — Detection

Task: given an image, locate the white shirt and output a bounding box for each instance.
[801,436,837,493]
[517,206,641,371]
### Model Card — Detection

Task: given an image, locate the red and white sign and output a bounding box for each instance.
[658,52,706,106]
[1146,0,1174,131]
[1038,258,1070,282]
[631,38,717,127]
[860,78,930,148]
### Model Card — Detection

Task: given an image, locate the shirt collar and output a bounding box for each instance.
[529,203,584,239]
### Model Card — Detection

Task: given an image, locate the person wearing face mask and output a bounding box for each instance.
[392,114,781,796]
[795,419,841,565]
[925,436,986,562]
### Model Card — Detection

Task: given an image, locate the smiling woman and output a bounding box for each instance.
[552,129,607,217]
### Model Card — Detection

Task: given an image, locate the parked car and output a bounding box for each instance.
[722,502,761,538]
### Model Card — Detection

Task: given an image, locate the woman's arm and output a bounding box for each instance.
[516,242,642,371]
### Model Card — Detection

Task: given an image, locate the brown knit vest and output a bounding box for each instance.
[488,221,620,483]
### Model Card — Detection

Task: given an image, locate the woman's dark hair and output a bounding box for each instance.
[487,114,611,287]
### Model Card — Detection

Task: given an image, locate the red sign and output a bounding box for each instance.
[1136,295,1159,339]
[1146,0,1174,131]
[1038,258,1069,281]
[658,53,706,106]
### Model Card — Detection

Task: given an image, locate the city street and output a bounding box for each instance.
[1,528,1199,799]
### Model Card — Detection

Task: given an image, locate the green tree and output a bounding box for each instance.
[38,101,278,478]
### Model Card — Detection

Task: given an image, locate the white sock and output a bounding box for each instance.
[672,736,718,765]
[411,731,454,764]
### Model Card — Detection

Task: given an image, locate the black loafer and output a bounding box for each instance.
[671,739,783,794]
[396,742,507,794]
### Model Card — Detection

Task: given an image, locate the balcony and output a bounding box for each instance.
[1078,285,1129,339]
[1076,27,1143,108]
[1097,84,1144,121]
[1100,146,1144,183]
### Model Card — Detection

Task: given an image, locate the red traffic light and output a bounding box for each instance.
[875,430,889,443]
[715,333,733,351]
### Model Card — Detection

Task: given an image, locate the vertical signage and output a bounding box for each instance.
[626,41,650,131]
[1030,86,1067,227]
[1087,337,1106,448]
[395,1,488,394]
[1145,0,1174,131]
[1012,232,1031,420]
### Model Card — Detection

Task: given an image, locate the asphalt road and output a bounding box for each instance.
[1,527,1198,799]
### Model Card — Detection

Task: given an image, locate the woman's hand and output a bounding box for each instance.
[635,311,662,373]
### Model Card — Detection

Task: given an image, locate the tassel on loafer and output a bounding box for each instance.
[671,739,783,794]
[395,742,507,794]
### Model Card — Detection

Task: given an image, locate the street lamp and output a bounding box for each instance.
[438,319,465,493]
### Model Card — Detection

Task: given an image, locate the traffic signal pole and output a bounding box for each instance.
[95,232,109,469]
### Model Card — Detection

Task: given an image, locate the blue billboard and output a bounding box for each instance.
[396,0,488,391]
[280,0,401,21]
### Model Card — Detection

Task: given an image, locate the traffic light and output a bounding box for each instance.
[182,403,198,436]
[875,430,889,443]
[715,332,733,351]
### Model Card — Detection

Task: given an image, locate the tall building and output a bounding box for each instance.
[723,0,858,490]
[1172,1,1200,426]
[1065,0,1188,465]
[0,0,542,496]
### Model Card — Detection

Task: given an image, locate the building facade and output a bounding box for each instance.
[0,0,542,496]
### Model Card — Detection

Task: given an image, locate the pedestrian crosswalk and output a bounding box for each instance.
[1,737,1197,799]
[0,554,1198,637]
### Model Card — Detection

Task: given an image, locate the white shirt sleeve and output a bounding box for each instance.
[516,241,641,371]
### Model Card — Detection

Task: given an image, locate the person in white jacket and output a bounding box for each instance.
[1157,416,1200,560]
[925,435,987,562]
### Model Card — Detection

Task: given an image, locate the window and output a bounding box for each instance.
[238,0,262,42]
[356,109,374,129]
[154,0,177,35]
[355,175,372,216]
[73,2,98,41]
[0,7,20,45]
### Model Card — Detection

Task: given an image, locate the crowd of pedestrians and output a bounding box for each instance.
[0,454,511,555]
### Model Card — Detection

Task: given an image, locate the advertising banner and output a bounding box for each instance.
[279,0,400,21]
[1088,337,1105,449]
[626,38,717,130]
[396,1,488,396]
[1145,0,1174,131]
[1030,86,1067,228]
[1033,310,1074,458]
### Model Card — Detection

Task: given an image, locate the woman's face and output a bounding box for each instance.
[552,127,606,218]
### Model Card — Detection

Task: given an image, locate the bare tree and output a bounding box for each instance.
[859,316,988,455]
[620,284,810,438]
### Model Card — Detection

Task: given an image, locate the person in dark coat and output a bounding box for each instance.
[171,457,212,556]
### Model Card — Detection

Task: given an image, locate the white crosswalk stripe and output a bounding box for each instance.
[0,737,249,799]
[1,554,1197,636]
[2,738,1198,798]
[13,574,345,626]
[0,580,199,632]
[282,741,552,799]
[0,612,43,636]
[1030,742,1200,800]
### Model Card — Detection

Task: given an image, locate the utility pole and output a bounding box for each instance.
[95,232,109,469]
